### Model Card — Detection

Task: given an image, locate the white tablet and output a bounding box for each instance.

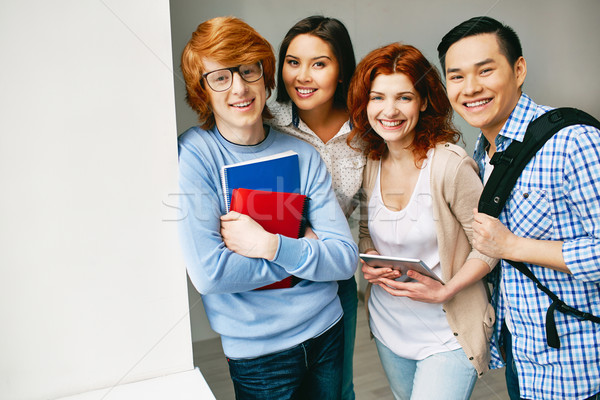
[359,253,444,284]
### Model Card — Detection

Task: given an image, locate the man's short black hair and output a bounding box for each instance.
[437,16,523,74]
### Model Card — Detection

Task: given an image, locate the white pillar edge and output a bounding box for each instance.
[56,368,215,400]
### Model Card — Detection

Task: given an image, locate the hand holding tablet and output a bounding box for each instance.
[359,253,444,284]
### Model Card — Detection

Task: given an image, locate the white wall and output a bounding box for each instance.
[0,1,198,399]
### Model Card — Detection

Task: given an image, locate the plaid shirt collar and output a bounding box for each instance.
[499,92,539,144]
[473,93,539,179]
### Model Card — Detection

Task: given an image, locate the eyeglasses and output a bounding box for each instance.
[202,62,263,92]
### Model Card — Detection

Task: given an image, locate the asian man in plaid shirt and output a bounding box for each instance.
[438,16,600,400]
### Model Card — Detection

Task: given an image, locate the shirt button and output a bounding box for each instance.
[523,193,529,198]
[453,332,458,336]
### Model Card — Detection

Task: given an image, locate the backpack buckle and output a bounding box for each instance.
[490,151,514,166]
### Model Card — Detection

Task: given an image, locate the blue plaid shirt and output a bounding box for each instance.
[473,93,600,399]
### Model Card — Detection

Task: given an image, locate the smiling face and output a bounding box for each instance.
[203,58,266,143]
[444,33,526,139]
[367,73,426,148]
[281,34,340,112]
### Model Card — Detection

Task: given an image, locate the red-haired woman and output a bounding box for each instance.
[347,43,497,399]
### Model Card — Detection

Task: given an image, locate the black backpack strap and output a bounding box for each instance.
[505,259,600,349]
[479,108,600,217]
[478,107,600,349]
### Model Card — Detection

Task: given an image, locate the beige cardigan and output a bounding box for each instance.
[359,142,498,376]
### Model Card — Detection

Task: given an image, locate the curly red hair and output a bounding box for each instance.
[181,17,276,129]
[347,43,460,162]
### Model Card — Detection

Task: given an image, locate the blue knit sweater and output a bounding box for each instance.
[178,125,358,358]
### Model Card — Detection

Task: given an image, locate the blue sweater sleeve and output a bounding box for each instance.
[178,140,291,294]
[272,148,359,281]
[178,134,358,294]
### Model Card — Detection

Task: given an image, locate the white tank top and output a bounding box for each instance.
[367,149,461,360]
[483,151,494,184]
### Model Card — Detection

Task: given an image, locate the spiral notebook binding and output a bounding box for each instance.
[220,169,231,211]
[297,197,310,238]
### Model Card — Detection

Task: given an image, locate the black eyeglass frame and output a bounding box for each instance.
[201,61,264,92]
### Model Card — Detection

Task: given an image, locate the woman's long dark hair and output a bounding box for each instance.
[276,16,356,110]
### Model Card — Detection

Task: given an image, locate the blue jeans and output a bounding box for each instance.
[338,276,358,400]
[501,322,523,400]
[227,319,343,400]
[374,337,477,400]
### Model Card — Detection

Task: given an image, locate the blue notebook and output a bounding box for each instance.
[220,150,301,211]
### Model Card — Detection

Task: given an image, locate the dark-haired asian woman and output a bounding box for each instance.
[268,16,365,400]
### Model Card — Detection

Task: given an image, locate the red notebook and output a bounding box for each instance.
[230,188,309,290]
